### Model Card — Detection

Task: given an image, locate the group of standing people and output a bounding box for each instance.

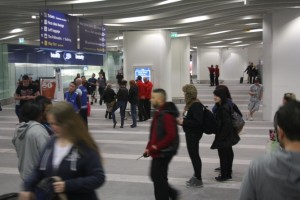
[208,65,220,86]
[244,62,259,84]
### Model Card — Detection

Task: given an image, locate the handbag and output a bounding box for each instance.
[231,111,245,134]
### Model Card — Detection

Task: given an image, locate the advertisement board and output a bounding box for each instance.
[134,67,151,81]
[40,77,56,99]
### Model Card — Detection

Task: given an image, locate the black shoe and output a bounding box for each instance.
[105,111,108,119]
[138,120,144,122]
[214,167,221,172]
[91,102,93,105]
[95,99,97,103]
[120,126,124,128]
[113,122,117,128]
[130,124,136,128]
[215,175,230,182]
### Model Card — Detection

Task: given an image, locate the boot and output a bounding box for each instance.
[105,111,108,119]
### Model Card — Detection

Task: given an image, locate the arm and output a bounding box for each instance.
[64,150,105,193]
[233,103,243,117]
[238,161,257,200]
[219,106,233,140]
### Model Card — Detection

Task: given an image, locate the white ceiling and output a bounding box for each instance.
[0,0,300,50]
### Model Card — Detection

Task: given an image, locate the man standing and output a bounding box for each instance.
[136,76,147,121]
[98,73,107,106]
[112,80,128,128]
[214,65,220,86]
[239,101,300,200]
[88,73,97,105]
[208,65,215,86]
[15,75,40,122]
[75,78,88,126]
[144,88,180,200]
[143,77,153,120]
[247,78,263,121]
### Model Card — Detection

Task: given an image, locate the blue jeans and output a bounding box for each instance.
[130,104,137,126]
[112,101,127,126]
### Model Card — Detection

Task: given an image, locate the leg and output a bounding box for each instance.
[185,133,203,180]
[150,157,176,200]
[99,87,104,105]
[130,104,137,127]
[119,101,126,128]
[112,103,120,128]
[144,99,151,119]
[228,147,234,178]
[79,108,88,127]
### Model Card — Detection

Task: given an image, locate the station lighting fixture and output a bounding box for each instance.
[157,0,182,6]
[31,15,37,19]
[10,28,23,33]
[205,30,232,36]
[114,36,123,40]
[247,28,263,32]
[235,44,249,47]
[204,41,223,44]
[0,35,18,40]
[229,41,242,44]
[180,16,209,24]
[68,0,106,4]
[224,37,243,40]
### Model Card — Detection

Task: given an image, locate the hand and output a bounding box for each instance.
[143,149,149,157]
[151,145,157,150]
[19,191,34,200]
[53,181,65,193]
[177,118,183,125]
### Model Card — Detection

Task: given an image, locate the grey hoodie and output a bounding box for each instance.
[239,148,300,200]
[12,121,49,180]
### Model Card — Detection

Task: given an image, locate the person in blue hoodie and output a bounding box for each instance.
[19,102,105,200]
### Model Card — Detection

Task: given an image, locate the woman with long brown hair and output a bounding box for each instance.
[20,102,105,200]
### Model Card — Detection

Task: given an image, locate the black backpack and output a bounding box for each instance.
[201,103,218,135]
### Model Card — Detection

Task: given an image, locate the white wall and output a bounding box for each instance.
[123,30,172,100]
[191,51,197,76]
[270,9,300,118]
[220,48,247,81]
[170,37,190,98]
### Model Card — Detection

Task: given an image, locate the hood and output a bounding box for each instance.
[162,102,179,118]
[12,121,38,143]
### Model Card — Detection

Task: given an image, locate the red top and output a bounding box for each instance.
[215,68,219,76]
[208,67,215,74]
[144,81,153,99]
[146,107,177,158]
[136,80,145,99]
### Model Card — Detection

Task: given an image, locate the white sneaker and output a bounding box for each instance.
[249,117,253,121]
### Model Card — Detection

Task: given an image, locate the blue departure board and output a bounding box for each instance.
[40,10,77,51]
[79,18,106,54]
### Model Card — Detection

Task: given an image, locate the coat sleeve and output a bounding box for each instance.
[219,106,233,140]
[64,150,105,193]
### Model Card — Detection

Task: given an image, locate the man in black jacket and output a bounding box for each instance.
[112,80,128,128]
[144,88,180,200]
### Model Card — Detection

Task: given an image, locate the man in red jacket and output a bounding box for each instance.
[144,88,180,200]
[143,77,153,119]
[136,76,148,121]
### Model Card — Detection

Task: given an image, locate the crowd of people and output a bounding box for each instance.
[9,71,300,200]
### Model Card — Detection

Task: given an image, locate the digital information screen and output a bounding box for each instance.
[40,10,77,51]
[135,67,151,81]
[79,18,106,54]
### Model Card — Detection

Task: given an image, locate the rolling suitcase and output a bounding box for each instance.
[240,73,244,84]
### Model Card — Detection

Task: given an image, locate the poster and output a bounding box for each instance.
[134,67,151,81]
[40,77,56,99]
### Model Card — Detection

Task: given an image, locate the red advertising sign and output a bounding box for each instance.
[40,77,56,99]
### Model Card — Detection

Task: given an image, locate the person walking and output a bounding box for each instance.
[239,101,300,200]
[19,102,105,200]
[214,65,220,86]
[112,80,128,128]
[136,76,148,121]
[98,73,107,106]
[102,84,116,119]
[211,88,240,182]
[177,84,204,187]
[128,80,138,128]
[247,78,263,121]
[144,88,180,200]
[244,62,253,84]
[143,77,153,119]
[208,65,215,86]
[75,78,89,126]
[12,101,50,181]
[88,73,98,105]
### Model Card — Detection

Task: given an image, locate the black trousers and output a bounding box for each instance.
[150,157,178,200]
[138,99,147,121]
[98,87,105,105]
[144,99,151,119]
[215,75,219,86]
[218,147,234,177]
[210,74,215,86]
[79,108,88,127]
[185,133,203,180]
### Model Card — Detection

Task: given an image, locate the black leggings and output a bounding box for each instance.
[218,147,234,177]
[185,133,203,180]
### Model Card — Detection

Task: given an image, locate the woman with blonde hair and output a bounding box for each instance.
[20,102,105,200]
[177,84,204,187]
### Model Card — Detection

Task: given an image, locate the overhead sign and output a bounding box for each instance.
[40,10,77,51]
[170,32,178,38]
[18,38,25,44]
[79,18,106,54]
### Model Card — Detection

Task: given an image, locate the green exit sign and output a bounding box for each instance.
[170,32,178,38]
[19,38,25,44]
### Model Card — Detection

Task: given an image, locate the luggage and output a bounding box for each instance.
[240,76,244,84]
